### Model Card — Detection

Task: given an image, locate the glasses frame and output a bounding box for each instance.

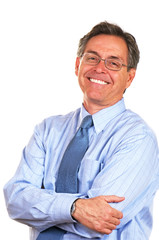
[82,53,130,71]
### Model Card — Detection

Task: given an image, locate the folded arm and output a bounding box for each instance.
[58,131,159,236]
[4,122,159,238]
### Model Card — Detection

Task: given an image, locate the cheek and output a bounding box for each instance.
[77,65,92,84]
[113,72,129,87]
[78,62,95,76]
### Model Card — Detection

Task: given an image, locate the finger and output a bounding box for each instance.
[105,222,117,230]
[112,208,123,219]
[95,222,116,234]
[109,216,121,226]
[102,228,113,235]
[104,205,123,219]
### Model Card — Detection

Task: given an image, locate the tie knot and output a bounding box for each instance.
[80,115,93,129]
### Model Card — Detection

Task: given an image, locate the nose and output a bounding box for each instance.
[94,59,107,73]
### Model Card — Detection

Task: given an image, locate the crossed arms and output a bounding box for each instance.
[4,122,159,238]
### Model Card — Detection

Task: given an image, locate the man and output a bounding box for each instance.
[4,21,159,239]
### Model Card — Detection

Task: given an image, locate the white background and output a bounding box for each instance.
[0,0,159,239]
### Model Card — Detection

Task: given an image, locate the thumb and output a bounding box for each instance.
[103,195,125,203]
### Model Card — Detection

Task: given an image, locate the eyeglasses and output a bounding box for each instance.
[82,53,129,71]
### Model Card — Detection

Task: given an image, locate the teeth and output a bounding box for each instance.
[90,78,108,85]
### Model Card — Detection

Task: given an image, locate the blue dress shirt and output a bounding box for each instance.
[4,99,159,240]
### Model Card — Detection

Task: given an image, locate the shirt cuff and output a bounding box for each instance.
[53,193,79,223]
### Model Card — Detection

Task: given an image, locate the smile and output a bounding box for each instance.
[89,78,108,85]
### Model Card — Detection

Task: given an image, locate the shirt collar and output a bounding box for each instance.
[80,98,126,134]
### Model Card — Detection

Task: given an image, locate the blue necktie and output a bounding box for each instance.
[37,115,93,240]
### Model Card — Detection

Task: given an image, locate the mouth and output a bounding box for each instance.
[89,78,109,85]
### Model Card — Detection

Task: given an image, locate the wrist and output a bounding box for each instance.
[70,199,79,220]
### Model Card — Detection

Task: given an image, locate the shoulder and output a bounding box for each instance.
[106,109,158,164]
[34,108,81,138]
[115,109,158,145]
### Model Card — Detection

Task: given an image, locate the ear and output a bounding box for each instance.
[126,68,136,89]
[75,57,80,76]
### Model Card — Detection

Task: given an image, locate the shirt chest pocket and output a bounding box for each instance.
[78,158,103,194]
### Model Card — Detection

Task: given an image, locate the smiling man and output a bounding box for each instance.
[4,21,159,240]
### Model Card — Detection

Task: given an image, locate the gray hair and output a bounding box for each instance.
[77,21,140,71]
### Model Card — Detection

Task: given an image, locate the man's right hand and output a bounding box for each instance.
[72,195,125,235]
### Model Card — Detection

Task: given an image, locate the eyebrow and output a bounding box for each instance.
[85,50,123,61]
[86,50,100,56]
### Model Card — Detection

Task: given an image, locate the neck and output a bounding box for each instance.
[83,102,110,115]
[83,98,122,115]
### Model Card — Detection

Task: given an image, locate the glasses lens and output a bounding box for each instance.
[82,53,124,71]
[106,59,122,70]
[83,53,99,65]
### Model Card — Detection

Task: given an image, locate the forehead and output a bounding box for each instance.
[84,34,128,60]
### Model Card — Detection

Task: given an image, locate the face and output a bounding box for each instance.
[75,34,136,114]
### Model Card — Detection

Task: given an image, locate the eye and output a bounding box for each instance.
[84,53,99,64]
[107,59,121,70]
[87,56,98,62]
[88,56,97,61]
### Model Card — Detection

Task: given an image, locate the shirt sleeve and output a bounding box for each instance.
[3,122,79,233]
[56,126,159,237]
[87,128,159,228]
[3,119,159,238]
